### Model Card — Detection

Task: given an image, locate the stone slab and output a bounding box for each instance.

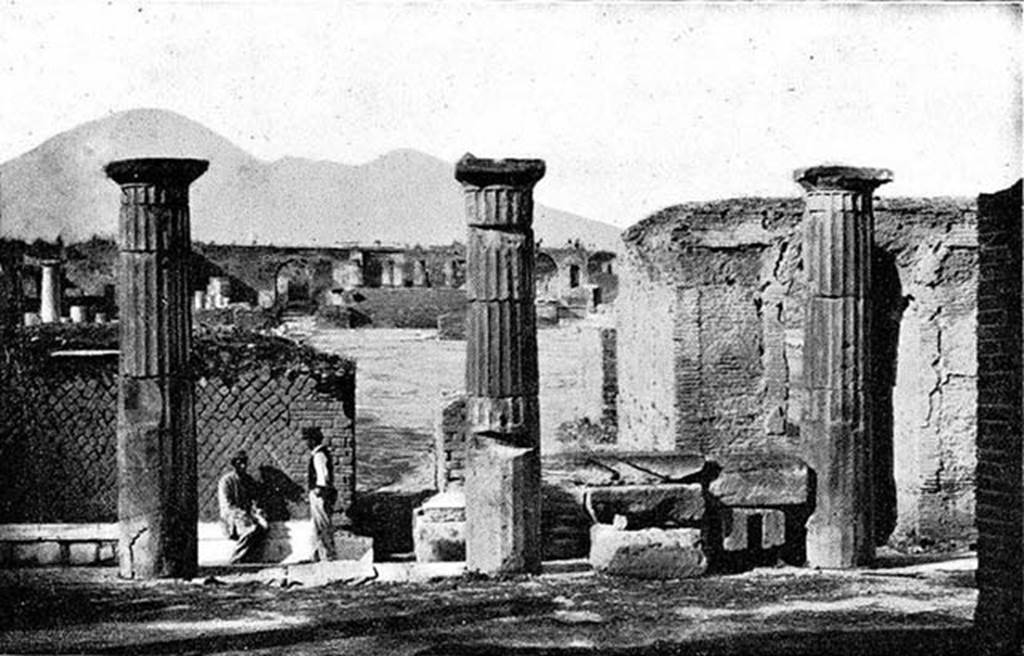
[584,484,704,528]
[708,452,810,507]
[551,452,706,487]
[589,524,706,579]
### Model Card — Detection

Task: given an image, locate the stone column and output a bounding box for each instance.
[106,158,208,579]
[38,259,61,323]
[456,154,545,574]
[796,165,892,568]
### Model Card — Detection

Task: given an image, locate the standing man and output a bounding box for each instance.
[303,427,337,561]
[217,450,267,564]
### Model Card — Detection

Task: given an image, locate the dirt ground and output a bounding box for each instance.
[303,322,610,492]
[0,551,980,656]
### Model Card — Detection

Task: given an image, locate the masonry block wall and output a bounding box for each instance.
[618,196,978,545]
[0,331,356,524]
[974,179,1022,645]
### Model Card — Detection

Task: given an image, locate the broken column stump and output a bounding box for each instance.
[590,524,707,579]
[106,158,209,579]
[456,154,546,574]
[795,165,892,568]
[38,259,61,324]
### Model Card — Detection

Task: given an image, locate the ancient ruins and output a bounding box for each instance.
[0,154,1021,650]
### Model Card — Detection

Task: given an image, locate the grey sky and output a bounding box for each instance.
[0,1,1020,228]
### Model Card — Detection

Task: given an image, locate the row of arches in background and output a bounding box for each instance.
[275,250,617,310]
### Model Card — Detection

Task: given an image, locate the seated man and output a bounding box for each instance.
[217,450,268,564]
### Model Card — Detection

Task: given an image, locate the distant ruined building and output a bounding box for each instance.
[0,239,618,327]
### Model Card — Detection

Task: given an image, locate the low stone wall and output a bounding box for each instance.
[349,288,467,328]
[0,325,356,526]
[0,521,370,567]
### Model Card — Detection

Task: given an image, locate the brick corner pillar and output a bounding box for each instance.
[105,157,208,579]
[795,164,892,568]
[974,179,1023,649]
[456,153,545,574]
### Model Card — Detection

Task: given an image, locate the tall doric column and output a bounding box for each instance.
[796,165,892,568]
[456,154,545,574]
[106,158,208,579]
[38,260,61,323]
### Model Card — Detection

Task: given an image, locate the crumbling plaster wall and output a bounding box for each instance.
[617,196,978,544]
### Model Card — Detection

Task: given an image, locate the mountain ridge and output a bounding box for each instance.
[0,109,621,251]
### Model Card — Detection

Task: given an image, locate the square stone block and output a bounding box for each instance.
[589,524,706,579]
[98,542,117,563]
[466,442,541,573]
[414,491,467,563]
[68,542,100,565]
[585,484,704,527]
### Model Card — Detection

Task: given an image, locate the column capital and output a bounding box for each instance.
[794,165,893,193]
[455,154,545,189]
[105,158,209,187]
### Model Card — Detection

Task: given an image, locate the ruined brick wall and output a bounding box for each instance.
[0,331,355,524]
[618,196,978,545]
[974,180,1022,645]
[435,395,467,491]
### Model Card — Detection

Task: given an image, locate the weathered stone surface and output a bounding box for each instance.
[589,524,706,579]
[708,453,810,507]
[68,542,100,565]
[720,507,786,551]
[555,452,705,487]
[413,491,466,563]
[585,484,704,527]
[107,157,208,580]
[465,441,540,573]
[458,154,545,575]
[797,164,890,569]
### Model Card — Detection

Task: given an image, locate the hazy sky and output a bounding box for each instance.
[0,1,1020,228]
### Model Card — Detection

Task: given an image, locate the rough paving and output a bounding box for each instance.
[0,551,977,655]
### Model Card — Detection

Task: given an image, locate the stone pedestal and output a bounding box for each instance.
[69,305,88,324]
[106,157,208,579]
[38,260,61,324]
[456,154,545,574]
[795,165,891,568]
[590,524,707,579]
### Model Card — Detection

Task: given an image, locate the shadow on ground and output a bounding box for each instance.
[416,627,979,656]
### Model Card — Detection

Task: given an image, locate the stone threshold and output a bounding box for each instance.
[0,522,371,568]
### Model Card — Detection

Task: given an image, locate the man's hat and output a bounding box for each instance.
[230,450,248,466]
[301,427,323,443]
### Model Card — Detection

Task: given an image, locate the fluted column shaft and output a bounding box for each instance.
[456,154,545,574]
[39,260,61,324]
[796,165,892,568]
[106,158,208,579]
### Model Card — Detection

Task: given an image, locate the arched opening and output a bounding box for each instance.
[274,260,315,311]
[536,253,558,298]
